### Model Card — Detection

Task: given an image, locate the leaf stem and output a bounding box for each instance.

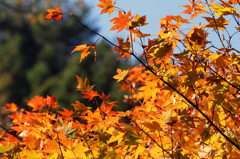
[79,128,95,159]
[56,132,64,159]
[132,120,173,157]
[114,6,126,14]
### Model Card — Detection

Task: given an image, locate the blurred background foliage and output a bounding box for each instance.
[0,0,131,124]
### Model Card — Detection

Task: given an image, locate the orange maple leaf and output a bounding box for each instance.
[100,102,117,116]
[46,95,59,109]
[96,0,116,16]
[180,4,193,14]
[82,90,100,101]
[57,108,74,121]
[44,5,63,22]
[26,95,47,112]
[159,15,175,29]
[113,68,129,82]
[112,37,132,60]
[80,109,103,127]
[110,10,133,34]
[4,103,18,112]
[71,44,97,63]
[76,75,95,92]
[227,0,239,4]
[180,1,207,20]
[101,92,117,107]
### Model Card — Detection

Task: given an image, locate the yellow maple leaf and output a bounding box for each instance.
[113,68,129,82]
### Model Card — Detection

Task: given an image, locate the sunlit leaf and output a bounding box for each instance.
[113,68,129,82]
[110,10,133,34]
[96,0,116,16]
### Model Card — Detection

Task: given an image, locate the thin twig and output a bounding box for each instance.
[132,120,173,157]
[79,128,95,159]
[0,125,23,141]
[158,131,165,159]
[176,25,240,92]
[56,132,64,159]
[205,0,226,48]
[171,126,173,159]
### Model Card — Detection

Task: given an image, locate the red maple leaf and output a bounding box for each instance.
[44,5,63,22]
[101,92,117,107]
[26,95,47,112]
[82,90,100,101]
[110,10,133,34]
[57,108,74,121]
[46,95,59,109]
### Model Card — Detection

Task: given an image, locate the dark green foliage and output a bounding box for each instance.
[0,5,129,111]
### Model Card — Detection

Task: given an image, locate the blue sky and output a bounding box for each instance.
[83,0,240,54]
[84,0,185,53]
[85,0,184,37]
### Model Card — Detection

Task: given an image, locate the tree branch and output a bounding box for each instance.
[68,13,240,150]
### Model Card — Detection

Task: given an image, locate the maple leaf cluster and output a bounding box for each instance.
[2,0,240,158]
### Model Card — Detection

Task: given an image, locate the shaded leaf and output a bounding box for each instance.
[76,76,95,92]
[112,37,132,60]
[129,14,149,28]
[203,16,230,31]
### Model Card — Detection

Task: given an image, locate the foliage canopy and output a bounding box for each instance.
[1,0,240,158]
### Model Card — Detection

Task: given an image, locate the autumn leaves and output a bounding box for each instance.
[2,0,240,158]
[43,0,150,65]
[43,1,148,84]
